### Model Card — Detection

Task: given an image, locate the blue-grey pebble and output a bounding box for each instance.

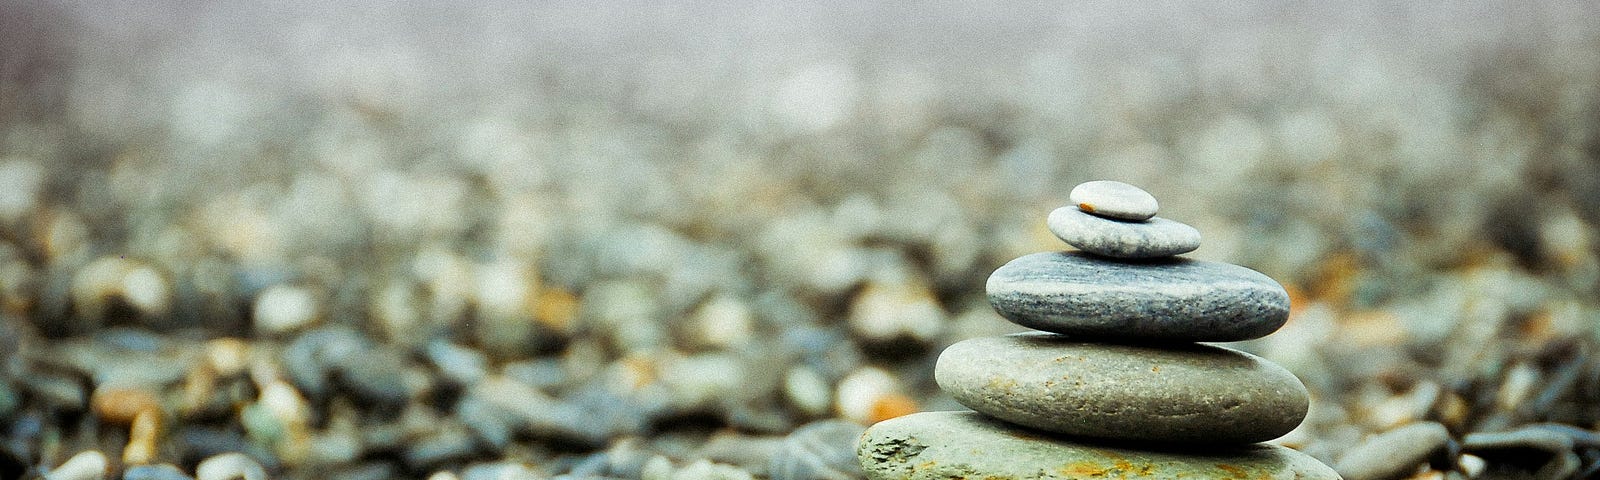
[1069,180,1159,221]
[768,420,866,480]
[1332,422,1451,480]
[123,465,195,480]
[935,333,1309,444]
[1463,426,1581,480]
[1048,207,1200,258]
[986,251,1290,341]
[857,411,1338,480]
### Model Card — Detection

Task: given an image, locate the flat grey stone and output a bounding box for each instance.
[1048,207,1199,258]
[935,333,1308,444]
[1463,426,1581,480]
[986,251,1290,341]
[1069,180,1158,221]
[1333,422,1451,480]
[857,411,1339,480]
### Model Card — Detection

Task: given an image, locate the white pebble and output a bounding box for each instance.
[46,450,107,480]
[847,282,944,343]
[835,367,898,424]
[687,296,753,350]
[120,266,171,314]
[641,456,675,480]
[1069,180,1159,221]
[783,366,832,417]
[253,285,319,334]
[0,158,43,223]
[1457,454,1486,478]
[674,459,754,480]
[196,452,267,480]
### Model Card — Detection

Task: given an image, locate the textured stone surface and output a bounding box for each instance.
[857,411,1339,480]
[1048,207,1200,258]
[1069,180,1159,221]
[986,251,1290,341]
[935,333,1309,444]
[1333,422,1450,480]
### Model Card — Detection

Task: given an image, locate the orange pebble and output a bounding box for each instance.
[92,385,162,424]
[868,393,920,423]
[534,287,580,333]
[122,409,161,465]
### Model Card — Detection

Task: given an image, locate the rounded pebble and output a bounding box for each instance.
[986,251,1290,341]
[252,285,319,335]
[1332,422,1451,480]
[1069,180,1159,221]
[1461,425,1581,479]
[1047,207,1200,258]
[93,385,161,424]
[123,464,196,480]
[857,411,1339,480]
[47,450,109,480]
[768,420,866,480]
[195,453,268,480]
[935,333,1308,443]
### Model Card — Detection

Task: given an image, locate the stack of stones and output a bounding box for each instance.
[856,181,1340,479]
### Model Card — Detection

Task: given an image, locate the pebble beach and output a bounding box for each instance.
[3,1,1600,479]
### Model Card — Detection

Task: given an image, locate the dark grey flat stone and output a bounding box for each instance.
[856,411,1339,480]
[986,251,1290,341]
[1047,207,1199,258]
[935,333,1309,444]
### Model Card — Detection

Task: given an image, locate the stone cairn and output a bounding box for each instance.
[856,181,1340,479]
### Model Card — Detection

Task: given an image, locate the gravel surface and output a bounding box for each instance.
[2,1,1600,479]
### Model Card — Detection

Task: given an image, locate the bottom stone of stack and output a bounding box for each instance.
[857,411,1339,480]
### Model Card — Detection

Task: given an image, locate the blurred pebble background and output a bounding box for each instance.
[2,1,1600,479]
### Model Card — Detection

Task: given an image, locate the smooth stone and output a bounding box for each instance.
[1463,426,1581,480]
[1048,207,1199,258]
[986,251,1290,341]
[195,453,267,480]
[1069,180,1158,221]
[46,450,108,480]
[768,420,866,480]
[123,465,196,480]
[1333,422,1451,480]
[936,333,1308,444]
[856,411,1339,480]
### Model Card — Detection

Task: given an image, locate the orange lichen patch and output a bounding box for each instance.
[534,287,580,333]
[985,377,1019,390]
[1078,203,1096,213]
[93,385,162,424]
[1215,464,1247,478]
[1113,459,1154,476]
[1340,310,1406,347]
[868,393,920,423]
[1059,462,1113,477]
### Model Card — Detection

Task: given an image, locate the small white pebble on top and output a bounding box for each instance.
[1069,180,1159,221]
